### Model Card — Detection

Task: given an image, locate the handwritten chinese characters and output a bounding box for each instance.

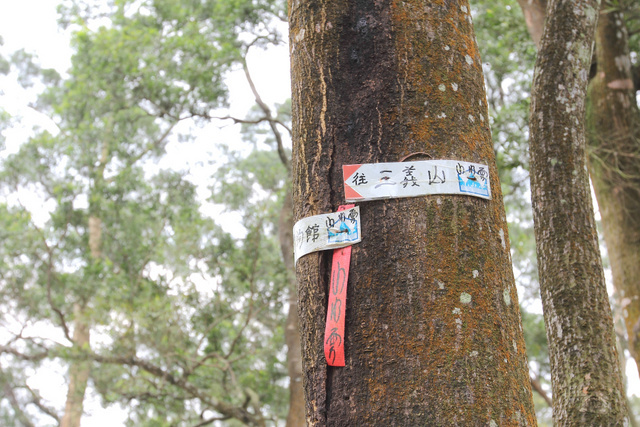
[293,206,361,263]
[323,206,353,367]
[343,159,491,202]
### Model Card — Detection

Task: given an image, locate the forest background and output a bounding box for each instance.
[0,0,638,426]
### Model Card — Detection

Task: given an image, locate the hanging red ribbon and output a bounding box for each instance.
[324,204,355,367]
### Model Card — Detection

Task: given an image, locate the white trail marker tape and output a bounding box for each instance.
[293,206,361,263]
[343,159,491,202]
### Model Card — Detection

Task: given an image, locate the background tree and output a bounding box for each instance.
[515,0,640,378]
[586,0,640,371]
[528,0,628,423]
[290,0,536,424]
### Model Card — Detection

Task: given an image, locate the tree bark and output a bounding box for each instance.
[279,189,306,427]
[289,0,536,425]
[61,303,91,427]
[519,0,640,378]
[516,0,548,48]
[586,7,640,371]
[61,213,97,427]
[528,0,628,424]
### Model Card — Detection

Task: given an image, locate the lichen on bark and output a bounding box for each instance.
[290,0,536,425]
[529,0,629,424]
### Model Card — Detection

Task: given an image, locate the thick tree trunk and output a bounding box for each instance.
[586,8,640,371]
[279,189,306,427]
[528,0,628,424]
[289,1,536,425]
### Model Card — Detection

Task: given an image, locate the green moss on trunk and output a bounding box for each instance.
[290,0,536,425]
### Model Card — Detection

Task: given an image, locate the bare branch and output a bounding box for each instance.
[25,384,61,423]
[530,375,552,407]
[11,192,72,342]
[0,344,49,362]
[45,253,72,342]
[242,58,291,172]
[193,415,232,427]
[127,121,179,167]
[2,381,36,427]
[207,114,292,137]
[88,353,265,427]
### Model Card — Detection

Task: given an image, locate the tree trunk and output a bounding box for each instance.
[528,0,628,424]
[516,0,547,48]
[61,303,91,427]
[519,0,640,378]
[61,214,99,427]
[279,189,306,427]
[61,137,108,427]
[586,7,640,371]
[289,1,536,425]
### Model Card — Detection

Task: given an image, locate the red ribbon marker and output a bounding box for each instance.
[324,204,355,367]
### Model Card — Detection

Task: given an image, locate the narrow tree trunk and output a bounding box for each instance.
[61,214,99,427]
[586,7,640,371]
[289,1,536,425]
[518,0,640,379]
[278,189,306,427]
[528,0,628,424]
[61,303,91,427]
[61,137,108,427]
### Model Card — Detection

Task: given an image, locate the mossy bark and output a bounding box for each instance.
[519,0,640,377]
[586,8,640,372]
[289,0,536,425]
[529,0,629,424]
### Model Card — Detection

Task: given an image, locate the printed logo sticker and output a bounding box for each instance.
[327,209,359,244]
[293,206,361,263]
[456,163,490,197]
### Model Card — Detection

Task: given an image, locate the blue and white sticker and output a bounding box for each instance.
[293,206,361,263]
[455,163,490,198]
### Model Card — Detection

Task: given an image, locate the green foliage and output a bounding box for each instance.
[0,0,291,425]
[0,56,9,76]
[0,109,9,150]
